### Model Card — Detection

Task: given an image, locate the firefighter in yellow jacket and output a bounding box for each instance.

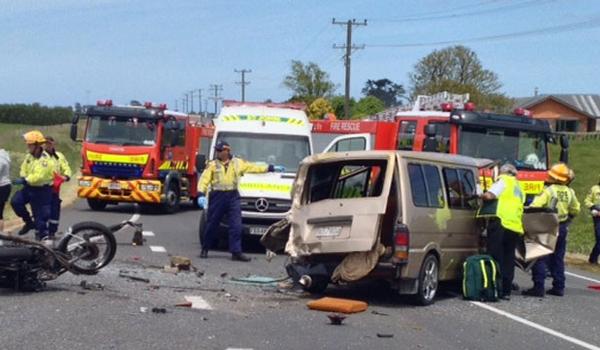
[10,131,56,239]
[44,136,72,236]
[523,163,580,297]
[585,174,600,264]
[197,141,285,261]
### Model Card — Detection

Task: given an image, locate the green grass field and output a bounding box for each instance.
[550,139,600,254]
[0,123,81,221]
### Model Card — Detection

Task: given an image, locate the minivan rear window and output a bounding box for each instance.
[407,163,444,208]
[306,160,387,203]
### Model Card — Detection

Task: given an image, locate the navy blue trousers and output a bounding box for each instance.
[202,190,243,254]
[532,222,569,291]
[49,192,62,235]
[11,185,52,239]
[589,217,600,263]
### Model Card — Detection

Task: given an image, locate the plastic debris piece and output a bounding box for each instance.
[163,265,179,274]
[371,310,389,316]
[132,230,144,246]
[175,301,193,307]
[151,307,167,314]
[79,280,104,291]
[170,256,192,271]
[327,314,346,325]
[377,333,394,338]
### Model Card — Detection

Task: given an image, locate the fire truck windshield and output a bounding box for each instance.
[216,132,310,172]
[458,126,547,170]
[85,115,157,146]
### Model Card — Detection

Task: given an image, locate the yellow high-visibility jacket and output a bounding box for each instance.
[20,152,56,187]
[49,151,72,179]
[584,184,600,210]
[530,184,580,222]
[198,157,269,194]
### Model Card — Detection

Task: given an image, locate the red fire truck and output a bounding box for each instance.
[70,100,214,213]
[312,95,568,201]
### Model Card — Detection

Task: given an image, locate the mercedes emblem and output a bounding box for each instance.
[255,198,269,212]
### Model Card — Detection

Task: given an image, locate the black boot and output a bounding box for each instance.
[231,252,251,262]
[199,249,208,259]
[522,287,545,297]
[17,222,35,236]
[547,288,564,297]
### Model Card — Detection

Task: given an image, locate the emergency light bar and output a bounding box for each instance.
[143,102,168,110]
[97,99,113,107]
[513,108,532,117]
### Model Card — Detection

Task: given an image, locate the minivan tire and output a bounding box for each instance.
[414,254,439,306]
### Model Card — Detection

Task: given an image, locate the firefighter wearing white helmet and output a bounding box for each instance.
[523,163,580,297]
[585,173,600,264]
[10,130,56,239]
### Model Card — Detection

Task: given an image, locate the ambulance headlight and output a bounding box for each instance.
[79,180,92,187]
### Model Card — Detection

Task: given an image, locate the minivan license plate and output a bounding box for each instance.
[315,226,342,238]
[249,226,268,236]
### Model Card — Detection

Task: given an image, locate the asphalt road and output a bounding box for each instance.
[1,200,600,350]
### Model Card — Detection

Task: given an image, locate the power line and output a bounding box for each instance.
[333,18,367,119]
[208,84,223,115]
[371,0,555,23]
[366,16,600,48]
[234,69,252,102]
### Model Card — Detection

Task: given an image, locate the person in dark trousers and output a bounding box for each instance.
[523,163,580,297]
[477,163,525,300]
[43,136,72,237]
[0,148,11,232]
[197,141,285,261]
[10,131,56,240]
[585,174,600,265]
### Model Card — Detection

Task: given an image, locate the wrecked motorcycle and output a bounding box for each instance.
[0,221,117,291]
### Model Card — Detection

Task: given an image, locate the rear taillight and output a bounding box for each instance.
[393,223,410,264]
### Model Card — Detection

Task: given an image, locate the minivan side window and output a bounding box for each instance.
[442,168,477,209]
[397,121,417,150]
[407,163,444,208]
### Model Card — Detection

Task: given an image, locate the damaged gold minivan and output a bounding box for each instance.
[262,150,494,305]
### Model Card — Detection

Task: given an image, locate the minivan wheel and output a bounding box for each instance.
[414,254,439,306]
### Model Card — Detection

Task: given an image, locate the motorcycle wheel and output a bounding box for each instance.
[58,221,117,275]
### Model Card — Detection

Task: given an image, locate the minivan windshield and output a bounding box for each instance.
[458,126,547,170]
[86,115,157,146]
[216,132,310,173]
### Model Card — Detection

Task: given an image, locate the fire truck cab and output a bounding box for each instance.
[71,100,214,213]
[313,92,567,200]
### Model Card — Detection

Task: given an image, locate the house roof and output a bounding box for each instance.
[516,94,600,119]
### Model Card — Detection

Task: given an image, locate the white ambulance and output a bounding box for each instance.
[200,100,313,240]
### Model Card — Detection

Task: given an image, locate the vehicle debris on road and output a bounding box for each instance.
[119,273,150,283]
[307,297,368,314]
[327,314,346,325]
[79,280,104,291]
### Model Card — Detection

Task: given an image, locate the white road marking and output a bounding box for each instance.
[565,271,600,285]
[470,301,600,350]
[184,296,213,310]
[149,245,166,253]
[142,231,155,237]
[225,348,253,350]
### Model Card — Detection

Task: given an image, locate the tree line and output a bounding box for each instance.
[283,45,514,119]
[0,103,73,125]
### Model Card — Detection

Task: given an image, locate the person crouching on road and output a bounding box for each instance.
[197,141,285,262]
[10,131,56,240]
[0,148,11,232]
[477,163,525,300]
[43,136,72,237]
[585,173,600,265]
[523,163,580,297]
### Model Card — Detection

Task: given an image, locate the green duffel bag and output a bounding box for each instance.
[462,255,501,302]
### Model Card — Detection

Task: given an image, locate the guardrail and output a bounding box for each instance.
[555,131,600,141]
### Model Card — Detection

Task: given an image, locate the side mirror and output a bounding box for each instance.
[425,124,437,138]
[195,154,207,173]
[70,114,80,142]
[559,134,569,164]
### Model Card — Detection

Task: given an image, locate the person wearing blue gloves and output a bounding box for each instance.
[197,141,285,261]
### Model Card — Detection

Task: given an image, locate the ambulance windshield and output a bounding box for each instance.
[86,115,157,146]
[216,132,310,172]
[458,126,547,170]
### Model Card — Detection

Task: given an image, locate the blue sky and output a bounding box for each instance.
[1,0,599,109]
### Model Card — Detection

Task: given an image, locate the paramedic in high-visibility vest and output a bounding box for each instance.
[10,130,56,239]
[523,163,580,297]
[197,141,285,262]
[585,173,600,265]
[477,163,525,300]
[43,136,72,237]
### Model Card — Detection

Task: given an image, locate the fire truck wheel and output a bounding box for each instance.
[87,199,107,211]
[162,183,180,214]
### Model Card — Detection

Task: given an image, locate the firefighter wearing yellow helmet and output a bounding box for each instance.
[10,130,56,239]
[523,163,580,297]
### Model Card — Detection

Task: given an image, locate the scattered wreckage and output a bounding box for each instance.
[262,150,559,305]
